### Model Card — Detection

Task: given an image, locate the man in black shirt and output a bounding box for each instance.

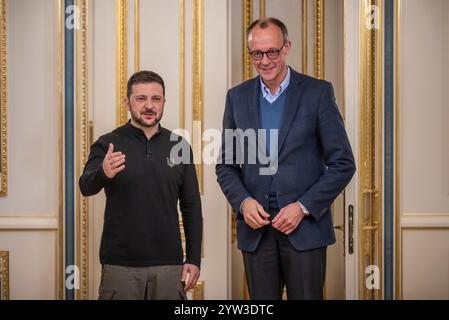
[79,71,202,300]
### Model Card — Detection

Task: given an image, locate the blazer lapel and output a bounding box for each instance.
[277,70,306,153]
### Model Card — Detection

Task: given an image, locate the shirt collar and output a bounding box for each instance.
[260,66,291,100]
[124,120,163,140]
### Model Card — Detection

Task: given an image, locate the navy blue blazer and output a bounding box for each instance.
[216,69,356,252]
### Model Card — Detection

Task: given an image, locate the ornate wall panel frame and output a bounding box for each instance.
[259,0,265,19]
[192,0,203,194]
[134,0,139,72]
[179,0,185,129]
[314,0,324,79]
[75,0,89,300]
[242,0,253,81]
[116,0,128,127]
[0,251,9,300]
[58,0,90,299]
[0,0,7,196]
[301,0,308,74]
[358,0,383,300]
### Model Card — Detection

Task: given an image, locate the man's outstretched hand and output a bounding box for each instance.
[102,143,126,178]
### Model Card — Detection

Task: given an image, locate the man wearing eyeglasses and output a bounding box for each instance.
[216,18,355,299]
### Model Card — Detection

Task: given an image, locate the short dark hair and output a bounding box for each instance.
[127,70,165,99]
[246,17,289,44]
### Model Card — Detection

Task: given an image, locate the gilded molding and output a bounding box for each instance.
[358,0,383,300]
[259,0,265,19]
[0,251,9,300]
[192,0,203,194]
[188,281,204,300]
[0,0,7,196]
[179,0,185,129]
[116,0,128,127]
[134,0,139,72]
[314,0,324,79]
[301,0,308,74]
[242,0,253,81]
[75,0,89,300]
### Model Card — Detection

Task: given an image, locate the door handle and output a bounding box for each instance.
[362,221,379,231]
[334,224,344,232]
[348,205,354,255]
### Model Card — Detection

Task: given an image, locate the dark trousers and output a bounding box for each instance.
[242,211,327,300]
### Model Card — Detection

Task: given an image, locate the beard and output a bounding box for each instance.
[130,109,163,128]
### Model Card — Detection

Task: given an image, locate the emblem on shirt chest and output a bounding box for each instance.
[167,157,177,168]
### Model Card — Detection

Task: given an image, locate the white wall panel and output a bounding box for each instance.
[0,231,56,299]
[0,0,58,215]
[201,0,229,299]
[265,0,301,72]
[402,228,449,299]
[401,0,449,213]
[400,0,449,300]
[140,0,180,132]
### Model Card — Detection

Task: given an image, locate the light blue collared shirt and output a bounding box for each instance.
[260,66,291,103]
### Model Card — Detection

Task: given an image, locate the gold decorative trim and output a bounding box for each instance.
[314,0,324,79]
[56,0,64,300]
[259,0,265,19]
[402,226,449,230]
[242,0,253,81]
[0,0,7,196]
[116,0,128,127]
[75,0,89,300]
[192,0,203,194]
[358,0,383,300]
[301,0,308,74]
[0,251,9,300]
[395,0,402,300]
[179,0,185,129]
[134,0,139,72]
[187,281,204,300]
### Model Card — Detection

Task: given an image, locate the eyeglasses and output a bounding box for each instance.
[249,45,285,61]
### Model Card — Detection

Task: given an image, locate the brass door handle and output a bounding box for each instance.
[334,224,344,232]
[362,221,379,231]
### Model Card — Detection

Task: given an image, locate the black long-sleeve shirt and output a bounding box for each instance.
[79,122,202,268]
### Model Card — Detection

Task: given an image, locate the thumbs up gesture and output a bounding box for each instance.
[102,143,126,178]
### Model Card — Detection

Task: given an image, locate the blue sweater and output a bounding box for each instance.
[259,90,287,206]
